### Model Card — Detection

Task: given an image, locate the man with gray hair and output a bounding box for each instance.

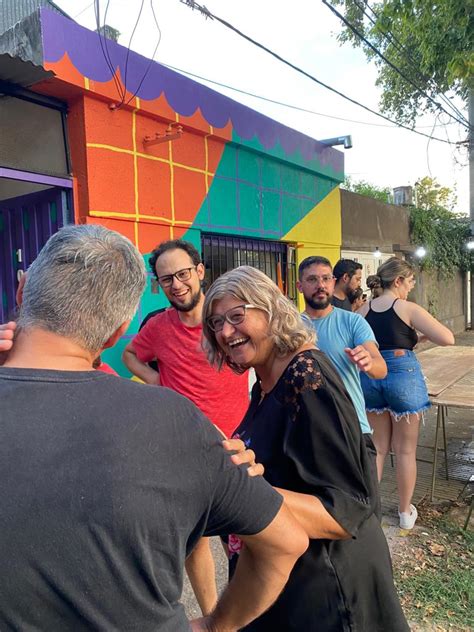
[0,225,307,632]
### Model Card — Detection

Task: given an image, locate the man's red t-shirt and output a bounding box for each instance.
[132,308,249,438]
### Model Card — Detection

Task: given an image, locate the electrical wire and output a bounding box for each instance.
[73,1,95,19]
[351,0,470,128]
[180,0,459,145]
[123,0,162,106]
[94,0,125,101]
[117,0,146,108]
[321,0,469,129]
[162,61,458,130]
[101,0,123,100]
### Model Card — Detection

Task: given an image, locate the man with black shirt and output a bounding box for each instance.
[0,225,308,632]
[332,258,363,310]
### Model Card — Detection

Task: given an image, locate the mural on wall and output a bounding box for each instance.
[32,8,344,370]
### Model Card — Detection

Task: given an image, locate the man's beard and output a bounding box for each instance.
[305,291,331,310]
[169,288,202,312]
[346,287,359,303]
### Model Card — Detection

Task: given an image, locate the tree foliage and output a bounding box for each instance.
[342,176,392,202]
[410,205,471,276]
[330,0,473,125]
[414,176,457,211]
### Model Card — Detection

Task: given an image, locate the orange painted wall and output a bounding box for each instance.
[70,94,228,253]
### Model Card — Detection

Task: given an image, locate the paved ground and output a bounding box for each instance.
[183,330,474,624]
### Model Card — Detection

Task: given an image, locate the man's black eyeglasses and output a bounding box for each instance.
[157,267,197,288]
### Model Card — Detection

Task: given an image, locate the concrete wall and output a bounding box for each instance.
[341,189,410,252]
[341,189,467,333]
[411,269,467,334]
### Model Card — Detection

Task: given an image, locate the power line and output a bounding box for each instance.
[123,0,162,106]
[94,0,124,101]
[321,0,469,129]
[163,61,458,130]
[73,1,94,19]
[180,0,461,145]
[350,0,470,127]
[118,0,146,108]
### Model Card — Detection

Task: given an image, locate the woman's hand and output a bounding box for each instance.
[0,321,16,365]
[190,616,219,631]
[223,438,264,477]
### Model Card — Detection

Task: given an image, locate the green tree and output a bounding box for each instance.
[342,176,392,202]
[414,176,457,211]
[409,177,470,275]
[329,0,473,126]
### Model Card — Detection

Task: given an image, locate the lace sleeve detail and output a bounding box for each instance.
[278,352,323,422]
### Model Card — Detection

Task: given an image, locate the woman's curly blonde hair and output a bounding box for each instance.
[202,266,315,374]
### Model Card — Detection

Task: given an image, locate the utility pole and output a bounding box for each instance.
[470,86,474,328]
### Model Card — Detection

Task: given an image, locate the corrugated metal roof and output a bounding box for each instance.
[0,0,70,35]
[0,52,53,87]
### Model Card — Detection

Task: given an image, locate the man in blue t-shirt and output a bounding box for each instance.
[298,256,387,517]
[298,256,387,434]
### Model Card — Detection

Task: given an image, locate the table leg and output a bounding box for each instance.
[441,405,449,480]
[431,405,441,502]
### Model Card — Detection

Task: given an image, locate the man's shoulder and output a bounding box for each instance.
[141,307,173,327]
[332,306,362,322]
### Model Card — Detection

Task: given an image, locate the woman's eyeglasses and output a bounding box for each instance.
[206,304,258,333]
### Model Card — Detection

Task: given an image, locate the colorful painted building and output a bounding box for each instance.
[0,7,344,372]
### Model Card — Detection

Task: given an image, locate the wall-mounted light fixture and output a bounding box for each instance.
[373,246,381,258]
[319,135,353,149]
[143,123,183,147]
[415,246,427,258]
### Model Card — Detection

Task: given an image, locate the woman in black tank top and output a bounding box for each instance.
[358,258,454,530]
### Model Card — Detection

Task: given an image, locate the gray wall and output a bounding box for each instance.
[411,269,466,334]
[341,189,410,252]
[341,189,467,333]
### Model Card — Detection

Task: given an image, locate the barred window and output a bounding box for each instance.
[201,233,296,302]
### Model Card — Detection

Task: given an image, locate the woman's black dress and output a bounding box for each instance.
[229,349,408,631]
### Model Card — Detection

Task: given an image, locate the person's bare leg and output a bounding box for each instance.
[391,414,420,514]
[185,537,218,616]
[368,411,392,481]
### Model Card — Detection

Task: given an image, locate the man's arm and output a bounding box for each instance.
[191,503,308,632]
[344,341,387,379]
[122,341,160,385]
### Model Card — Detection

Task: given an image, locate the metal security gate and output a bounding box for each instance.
[201,233,297,302]
[0,187,71,322]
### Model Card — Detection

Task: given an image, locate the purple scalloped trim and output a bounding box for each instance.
[39,8,343,174]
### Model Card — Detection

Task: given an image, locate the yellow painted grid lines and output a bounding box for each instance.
[87,115,217,241]
[204,134,212,194]
[86,143,215,178]
[168,137,175,239]
[132,108,139,246]
[89,209,192,227]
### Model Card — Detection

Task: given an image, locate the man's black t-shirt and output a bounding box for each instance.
[331,295,352,311]
[0,368,282,631]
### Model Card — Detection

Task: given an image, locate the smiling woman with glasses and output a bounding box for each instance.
[201,265,409,632]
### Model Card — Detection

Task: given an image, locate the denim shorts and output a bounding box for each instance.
[360,349,431,421]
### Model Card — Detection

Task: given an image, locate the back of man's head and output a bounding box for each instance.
[333,258,362,282]
[149,239,201,279]
[18,225,146,352]
[298,256,332,280]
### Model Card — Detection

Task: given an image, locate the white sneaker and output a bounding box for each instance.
[398,504,418,530]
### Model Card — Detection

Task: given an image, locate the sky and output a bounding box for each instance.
[55,0,469,213]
